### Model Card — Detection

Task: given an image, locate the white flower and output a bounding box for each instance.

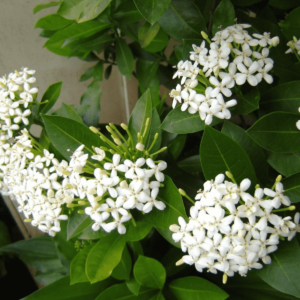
[91,147,105,161]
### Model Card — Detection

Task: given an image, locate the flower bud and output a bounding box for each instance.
[90,126,100,134]
[271,36,280,46]
[136,143,145,151]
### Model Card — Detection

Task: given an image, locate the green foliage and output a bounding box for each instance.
[212,0,235,36]
[116,38,135,79]
[279,7,300,40]
[39,81,63,115]
[0,221,10,247]
[111,245,132,280]
[282,172,300,203]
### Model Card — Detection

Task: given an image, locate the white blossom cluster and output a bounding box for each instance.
[0,68,38,140]
[170,173,299,280]
[286,36,300,55]
[170,23,279,125]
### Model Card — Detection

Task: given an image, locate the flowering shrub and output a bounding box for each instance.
[1,1,300,300]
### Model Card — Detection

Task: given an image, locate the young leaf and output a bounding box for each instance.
[80,81,102,127]
[246,112,300,153]
[35,14,74,30]
[222,121,268,185]
[39,82,63,115]
[258,239,300,298]
[95,283,156,300]
[22,276,113,300]
[42,115,104,160]
[86,231,126,283]
[133,0,171,25]
[279,7,300,40]
[138,22,160,48]
[111,246,132,280]
[133,256,166,289]
[67,211,93,240]
[116,38,134,79]
[267,151,300,177]
[260,81,300,114]
[212,0,235,36]
[161,106,221,134]
[158,0,206,41]
[33,1,60,14]
[169,276,228,300]
[200,126,257,185]
[145,175,188,229]
[282,172,300,203]
[59,103,84,123]
[70,244,94,284]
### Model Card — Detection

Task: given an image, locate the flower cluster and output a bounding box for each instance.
[286,36,300,56]
[170,23,279,125]
[0,68,38,140]
[170,173,299,282]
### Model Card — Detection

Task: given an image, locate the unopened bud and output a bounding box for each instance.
[78,201,87,205]
[114,138,122,145]
[178,188,187,196]
[90,126,100,134]
[271,36,280,46]
[201,31,208,39]
[293,36,298,43]
[225,171,235,182]
[77,210,85,214]
[136,143,145,151]
[289,206,296,211]
[24,219,32,223]
[121,123,128,130]
[176,258,184,266]
[67,203,76,208]
[255,184,260,189]
[169,224,180,232]
[223,273,228,284]
[276,175,282,182]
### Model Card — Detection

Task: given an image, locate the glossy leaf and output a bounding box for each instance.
[116,38,134,79]
[113,1,143,24]
[112,246,132,280]
[86,231,126,283]
[42,115,104,160]
[161,106,221,134]
[126,221,152,242]
[161,247,186,277]
[269,0,300,10]
[59,103,84,123]
[58,0,113,23]
[70,244,94,284]
[134,255,166,289]
[67,211,93,240]
[234,88,260,115]
[95,283,156,300]
[258,239,300,298]
[33,1,60,14]
[200,126,257,185]
[80,62,104,82]
[158,0,206,42]
[39,82,63,115]
[22,276,112,300]
[169,135,186,160]
[145,175,188,229]
[139,22,160,48]
[279,7,300,40]
[77,226,107,240]
[35,272,66,286]
[212,0,235,36]
[281,173,300,203]
[222,121,268,185]
[268,151,300,177]
[169,276,228,300]
[273,55,300,83]
[247,112,300,153]
[260,81,300,114]
[35,14,73,30]
[134,0,171,25]
[80,81,102,127]
[178,155,202,174]
[150,292,165,300]
[143,28,169,53]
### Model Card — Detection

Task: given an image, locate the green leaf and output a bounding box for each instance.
[105,65,113,80]
[134,256,166,289]
[77,227,107,240]
[212,0,235,36]
[162,106,222,134]
[70,244,94,284]
[150,292,165,300]
[268,152,300,177]
[0,221,10,247]
[128,89,152,146]
[59,103,84,123]
[139,22,160,48]
[269,0,300,10]
[86,231,126,283]
[35,14,73,30]
[33,1,60,14]
[133,0,171,25]
[116,38,134,79]
[234,88,260,115]
[95,283,156,300]
[145,175,188,229]
[161,247,186,277]
[143,28,169,53]
[222,121,268,185]
[178,155,202,174]
[201,126,257,185]
[279,7,300,40]
[80,62,104,82]
[22,276,112,300]
[0,236,65,273]
[80,81,102,127]
[113,1,143,24]
[35,271,66,286]
[127,241,144,261]
[168,134,186,160]
[273,55,300,83]
[158,0,206,42]
[67,211,93,240]
[39,82,63,115]
[258,239,300,298]
[246,112,300,153]
[126,221,153,242]
[45,21,110,57]
[281,173,300,203]
[42,115,104,160]
[169,276,228,300]
[260,81,300,114]
[112,246,132,280]
[58,0,113,23]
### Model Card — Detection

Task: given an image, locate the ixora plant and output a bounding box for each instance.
[2,1,300,300]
